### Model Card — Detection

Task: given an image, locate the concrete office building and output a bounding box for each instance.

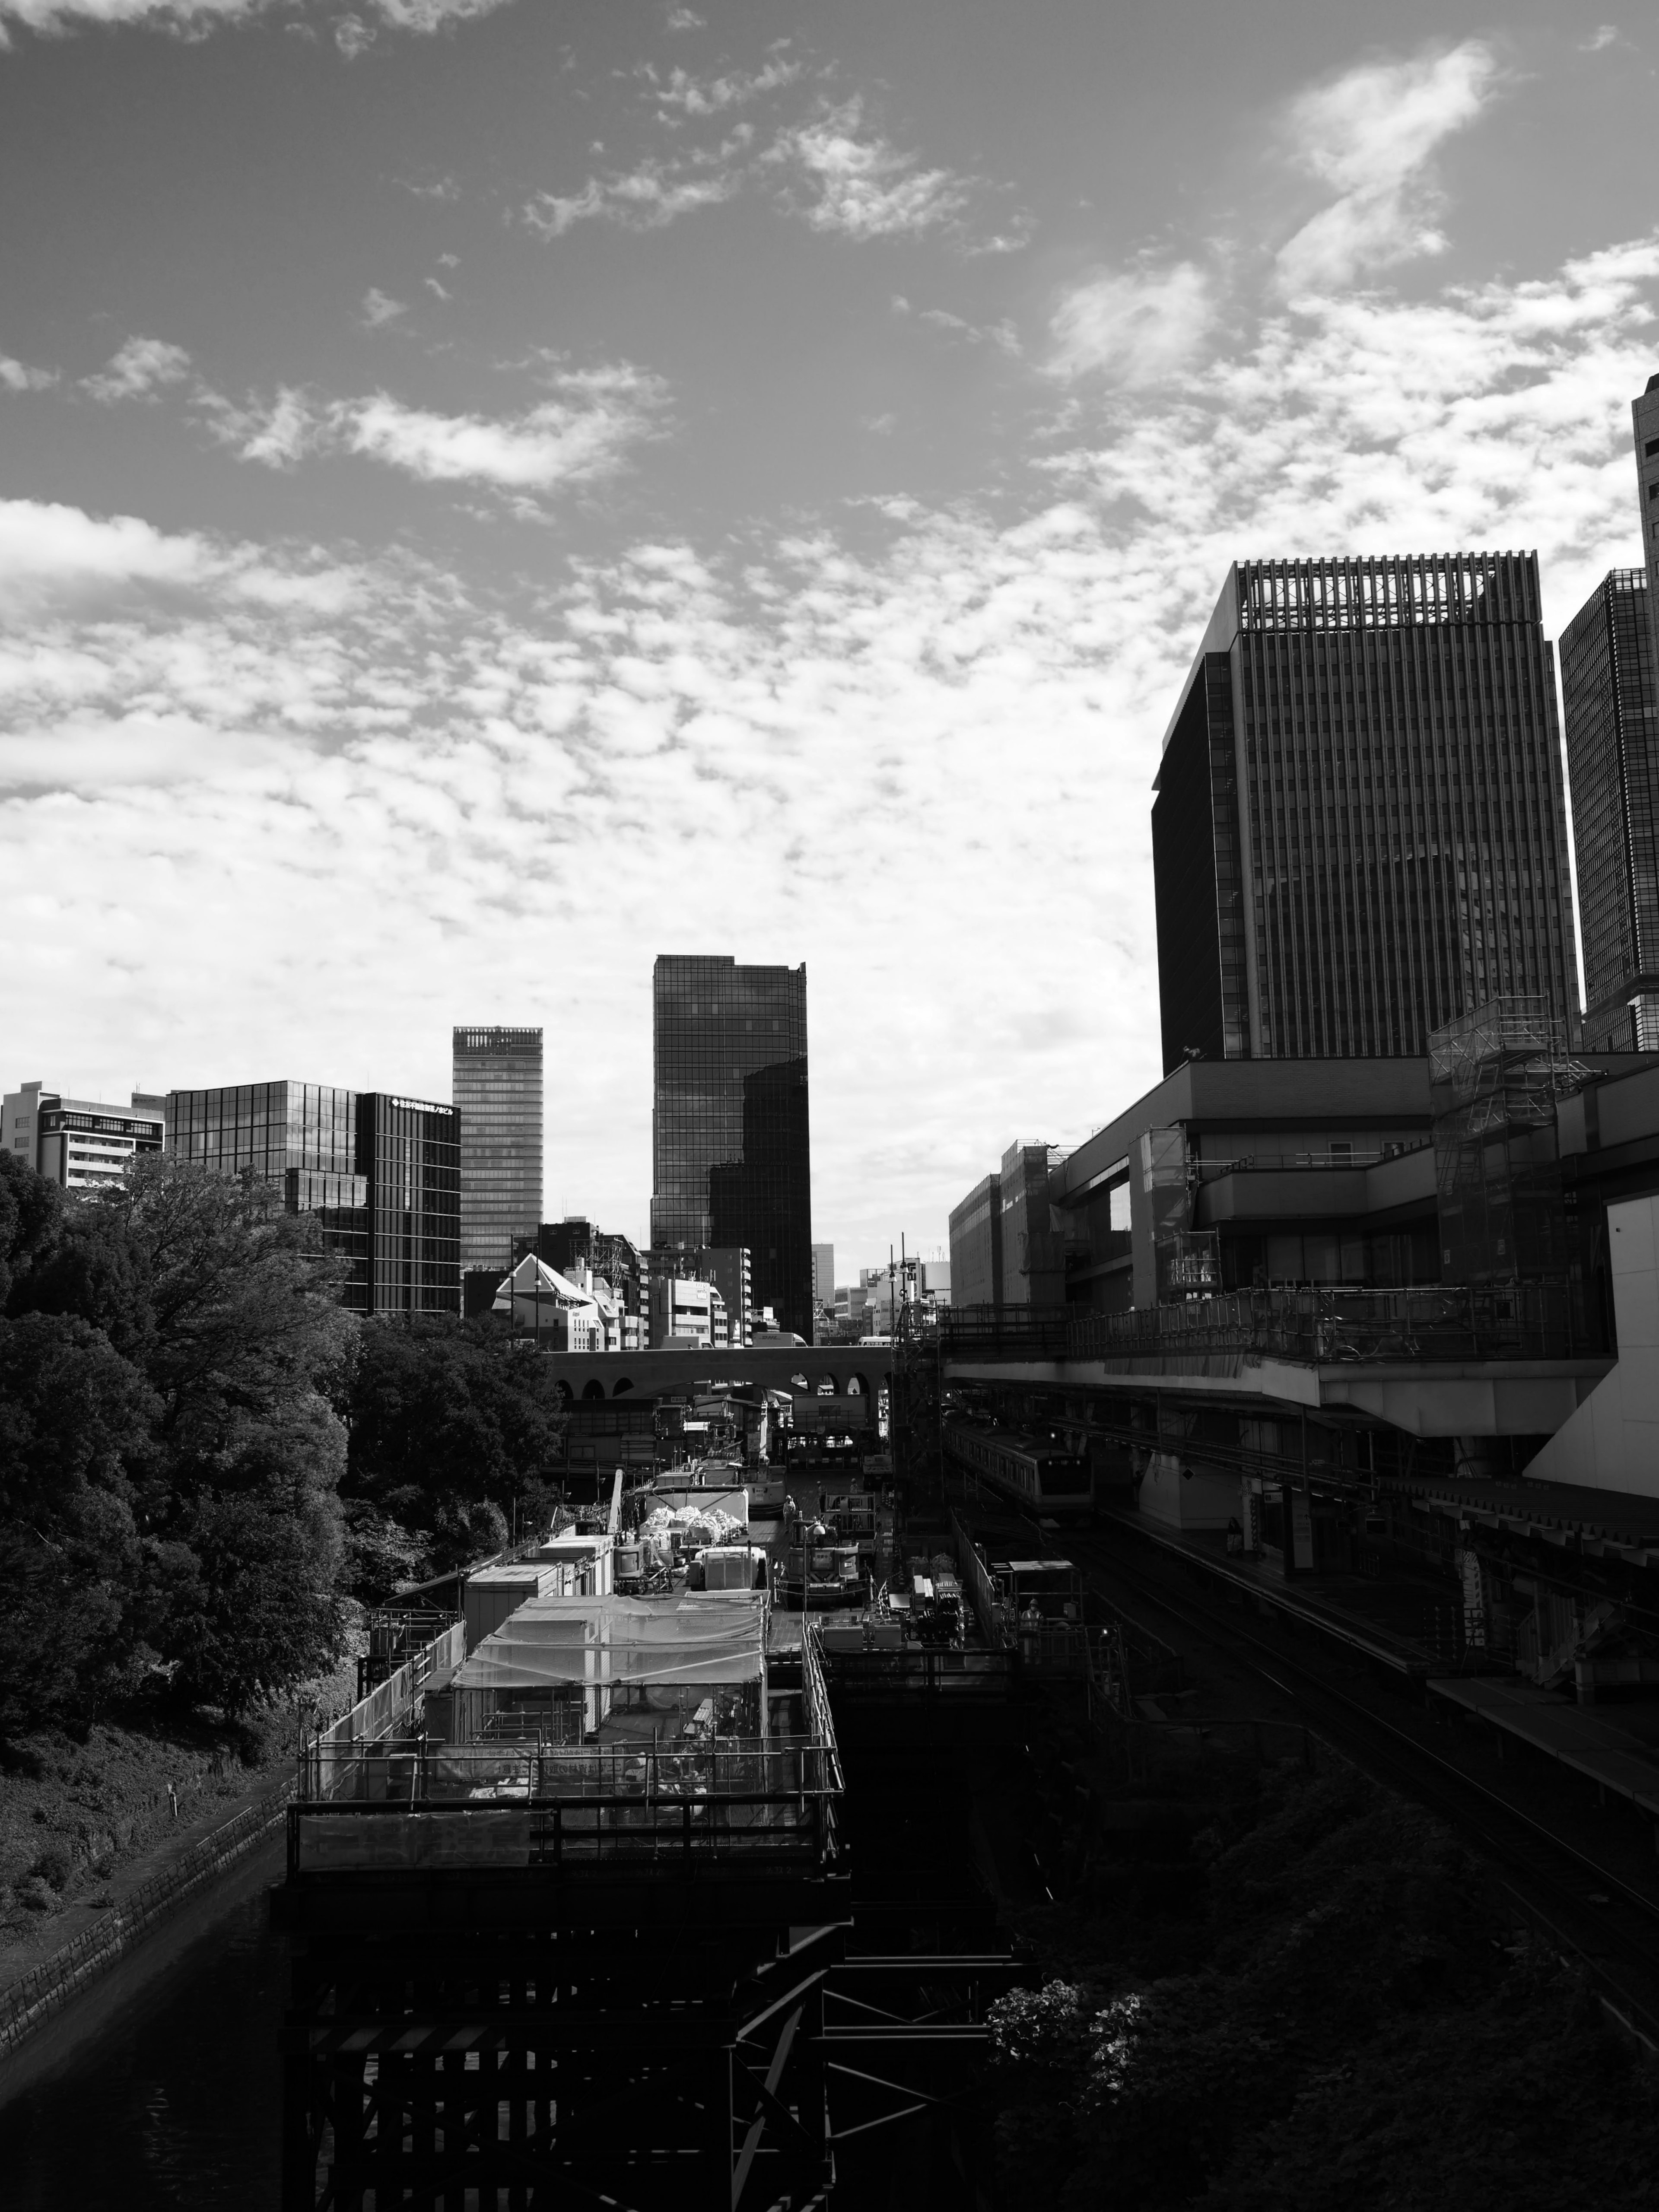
[167,1081,459,1316]
[452,1027,543,1277]
[1152,554,1579,1072]
[3,1081,165,1189]
[650,956,812,1338]
[947,1174,1002,1309]
[811,1243,834,1310]
[1560,570,1659,1053]
[648,1274,729,1351]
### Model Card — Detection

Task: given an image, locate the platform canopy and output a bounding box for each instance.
[453,1593,765,1691]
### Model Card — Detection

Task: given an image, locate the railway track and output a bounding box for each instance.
[1058,1523,1659,2052]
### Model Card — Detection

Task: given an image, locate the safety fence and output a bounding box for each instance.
[299,1620,464,1800]
[0,1775,295,2063]
[942,1280,1600,1366]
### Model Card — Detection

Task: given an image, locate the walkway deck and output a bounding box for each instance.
[1389,1473,1659,1560]
[1429,1676,1659,1823]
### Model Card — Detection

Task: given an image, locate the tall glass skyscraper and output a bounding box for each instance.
[651,957,812,1338]
[1561,570,1659,1053]
[452,1027,543,1276]
[165,1080,459,1314]
[1152,553,1579,1071]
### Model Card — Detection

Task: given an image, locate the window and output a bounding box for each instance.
[1646,437,1659,458]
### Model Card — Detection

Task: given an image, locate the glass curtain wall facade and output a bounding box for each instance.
[1152,554,1579,1073]
[452,1027,543,1277]
[168,1081,370,1309]
[166,1082,460,1315]
[358,1096,461,1316]
[1561,571,1659,1052]
[650,956,812,1338]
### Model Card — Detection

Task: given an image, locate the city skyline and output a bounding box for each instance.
[3,6,1659,1273]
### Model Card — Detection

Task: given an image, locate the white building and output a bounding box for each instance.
[493,1254,608,1351]
[648,1274,729,1350]
[3,1081,166,1191]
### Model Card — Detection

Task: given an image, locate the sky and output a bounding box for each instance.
[1,0,1657,1278]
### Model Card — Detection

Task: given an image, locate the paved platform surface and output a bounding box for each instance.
[1101,1510,1435,1674]
[1429,1675,1659,1821]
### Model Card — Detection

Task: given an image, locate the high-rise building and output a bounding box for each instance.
[811,1242,835,1311]
[165,1080,458,1315]
[358,1094,463,1316]
[452,1027,543,1277]
[1634,375,1659,666]
[1151,554,1579,1072]
[1560,570,1659,1052]
[3,1081,165,1189]
[650,956,812,1338]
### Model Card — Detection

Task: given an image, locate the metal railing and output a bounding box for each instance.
[1,1775,295,2059]
[941,1281,1602,1367]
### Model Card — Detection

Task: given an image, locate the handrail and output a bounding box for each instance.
[941,1280,1602,1367]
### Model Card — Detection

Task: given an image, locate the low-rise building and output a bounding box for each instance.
[648,1274,729,1350]
[3,1081,166,1190]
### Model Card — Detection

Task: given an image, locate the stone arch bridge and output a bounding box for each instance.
[534,1344,895,1405]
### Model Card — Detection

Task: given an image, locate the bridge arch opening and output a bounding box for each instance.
[581,1379,606,1402]
[612,1378,633,1397]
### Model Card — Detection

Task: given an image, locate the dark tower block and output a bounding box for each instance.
[1152,555,1579,1072]
[1561,571,1659,1053]
[651,957,812,1339]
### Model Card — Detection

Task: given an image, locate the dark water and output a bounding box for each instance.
[0,1844,285,2209]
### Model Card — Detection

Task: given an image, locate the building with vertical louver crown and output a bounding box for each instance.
[1151,553,1579,1072]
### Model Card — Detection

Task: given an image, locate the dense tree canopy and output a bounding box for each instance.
[0,1151,572,1729]
[0,1151,353,1727]
[341,1317,569,1589]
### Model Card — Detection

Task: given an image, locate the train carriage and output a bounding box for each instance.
[942,1419,1094,1521]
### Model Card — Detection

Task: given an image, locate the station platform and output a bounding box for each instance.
[1428,1675,1659,1823]
[1098,1509,1434,1676]
[1388,1474,1659,1561]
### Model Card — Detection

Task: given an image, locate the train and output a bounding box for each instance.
[941,1419,1094,1521]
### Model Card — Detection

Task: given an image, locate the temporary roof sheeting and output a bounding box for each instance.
[454,1593,765,1692]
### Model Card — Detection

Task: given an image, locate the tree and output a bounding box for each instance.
[0,1310,162,1730]
[343,1317,567,1577]
[1,1155,357,1721]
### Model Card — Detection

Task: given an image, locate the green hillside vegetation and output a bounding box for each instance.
[988,1760,1659,2209]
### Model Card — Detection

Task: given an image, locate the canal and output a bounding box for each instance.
[0,1838,285,2209]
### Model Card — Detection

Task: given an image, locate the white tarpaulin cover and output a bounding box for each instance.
[453,1593,765,1691]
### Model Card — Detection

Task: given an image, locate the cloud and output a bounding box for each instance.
[6,226,1659,1266]
[81,335,193,403]
[1276,40,1501,291]
[523,153,742,237]
[361,287,408,327]
[1581,24,1620,51]
[0,350,57,390]
[0,0,512,44]
[664,6,703,28]
[768,98,970,241]
[337,372,666,495]
[1049,262,1212,386]
[917,307,1021,357]
[199,385,321,468]
[642,57,800,117]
